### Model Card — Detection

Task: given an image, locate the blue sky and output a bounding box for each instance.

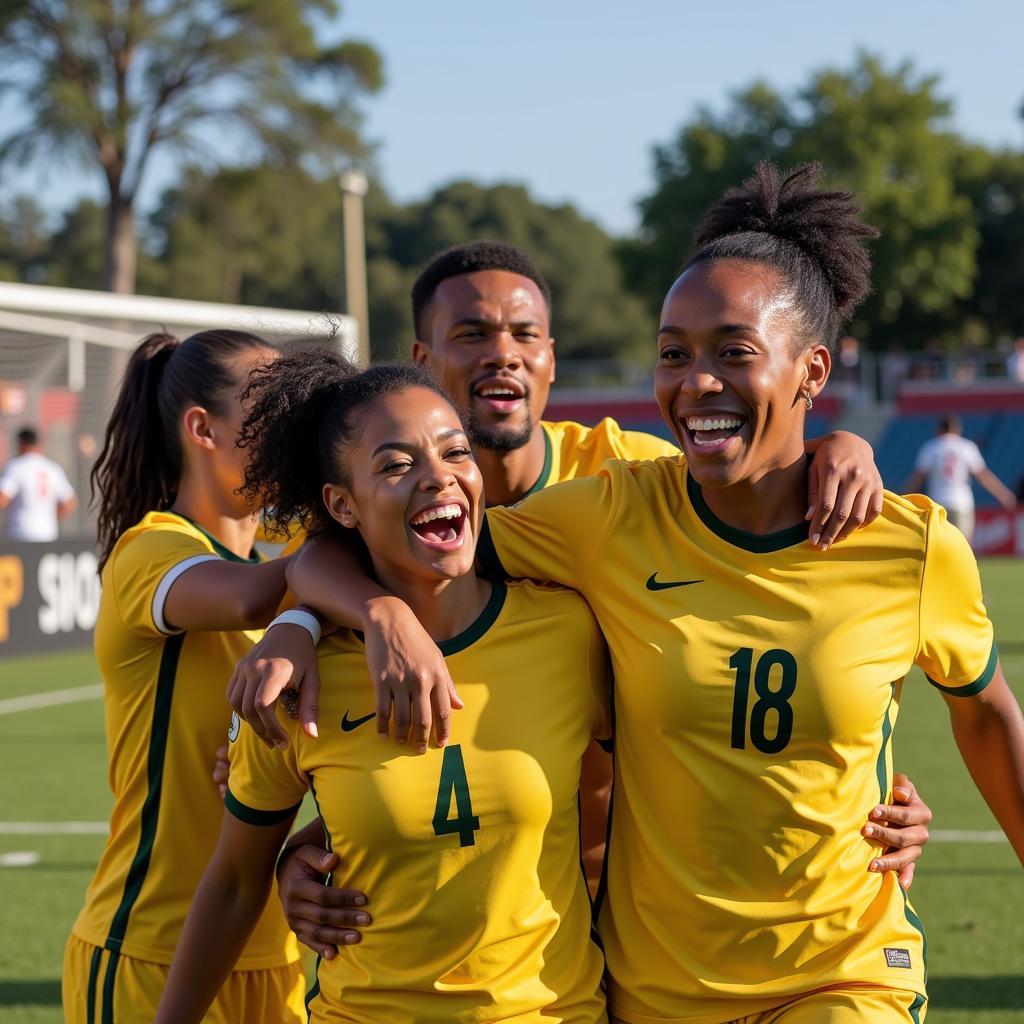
[10,0,1024,236]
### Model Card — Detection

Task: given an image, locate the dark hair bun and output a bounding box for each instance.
[695,162,878,318]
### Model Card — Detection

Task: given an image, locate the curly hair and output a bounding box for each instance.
[686,162,879,353]
[411,240,552,341]
[239,350,454,538]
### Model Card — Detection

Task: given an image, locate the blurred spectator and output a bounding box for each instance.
[920,338,945,380]
[0,426,77,541]
[1008,337,1024,383]
[836,335,862,400]
[906,416,1017,543]
[881,344,910,401]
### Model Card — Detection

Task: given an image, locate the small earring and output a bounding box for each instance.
[804,393,813,412]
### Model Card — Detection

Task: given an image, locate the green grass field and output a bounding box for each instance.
[1,561,1022,1022]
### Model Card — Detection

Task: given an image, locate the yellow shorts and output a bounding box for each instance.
[62,934,307,1024]
[732,984,927,1024]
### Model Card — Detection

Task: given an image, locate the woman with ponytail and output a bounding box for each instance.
[63,331,310,1024]
[239,164,1023,1022]
[155,354,611,1024]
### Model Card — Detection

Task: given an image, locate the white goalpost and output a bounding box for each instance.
[0,282,358,538]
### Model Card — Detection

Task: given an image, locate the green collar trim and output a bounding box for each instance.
[522,426,553,498]
[686,471,809,553]
[173,512,261,563]
[437,579,507,656]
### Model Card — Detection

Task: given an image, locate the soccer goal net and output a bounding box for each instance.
[0,282,357,539]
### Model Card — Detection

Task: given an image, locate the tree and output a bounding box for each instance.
[142,169,654,363]
[0,0,382,293]
[620,53,980,349]
[952,144,1024,339]
[370,181,656,362]
[0,195,49,282]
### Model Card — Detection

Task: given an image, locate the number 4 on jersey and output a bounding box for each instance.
[432,744,481,847]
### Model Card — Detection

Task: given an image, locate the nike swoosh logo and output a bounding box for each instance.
[646,572,703,591]
[341,710,376,732]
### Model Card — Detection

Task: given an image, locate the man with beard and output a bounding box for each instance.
[408,242,678,505]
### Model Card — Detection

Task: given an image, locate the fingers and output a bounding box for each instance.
[410,687,432,755]
[868,845,923,877]
[863,820,930,850]
[290,918,363,959]
[431,687,452,749]
[448,676,465,711]
[286,883,369,914]
[282,844,340,880]
[898,861,916,891]
[277,845,369,960]
[254,673,292,750]
[824,486,871,547]
[813,463,860,549]
[891,772,918,805]
[806,462,838,549]
[869,801,932,828]
[240,660,292,748]
[375,689,393,742]
[299,658,322,740]
[392,692,412,747]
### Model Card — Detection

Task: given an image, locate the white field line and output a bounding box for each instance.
[930,829,1007,843]
[0,682,103,716]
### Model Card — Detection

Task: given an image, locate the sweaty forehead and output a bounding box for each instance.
[357,388,463,447]
[661,259,791,329]
[432,270,548,328]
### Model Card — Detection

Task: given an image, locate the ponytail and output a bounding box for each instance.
[92,328,273,570]
[91,334,180,570]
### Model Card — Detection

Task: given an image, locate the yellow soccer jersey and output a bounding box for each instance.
[520,418,677,498]
[480,457,994,1023]
[227,580,611,1024]
[73,511,299,969]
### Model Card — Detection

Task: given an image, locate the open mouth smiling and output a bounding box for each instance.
[682,414,748,453]
[472,377,526,413]
[408,501,469,551]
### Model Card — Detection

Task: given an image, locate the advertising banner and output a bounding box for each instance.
[0,539,100,657]
[973,508,1024,557]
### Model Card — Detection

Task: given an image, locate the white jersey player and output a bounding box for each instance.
[907,416,1016,540]
[0,427,77,541]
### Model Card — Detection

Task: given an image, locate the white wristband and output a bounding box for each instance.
[267,609,321,646]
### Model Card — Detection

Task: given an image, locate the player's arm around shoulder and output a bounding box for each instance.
[482,465,622,590]
[803,430,884,550]
[107,520,290,636]
[160,553,291,633]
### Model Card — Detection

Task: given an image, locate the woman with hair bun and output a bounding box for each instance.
[63,331,308,1024]
[276,164,1024,1022]
[470,162,1024,1022]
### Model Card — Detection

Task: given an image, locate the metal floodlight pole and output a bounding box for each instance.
[339,169,370,365]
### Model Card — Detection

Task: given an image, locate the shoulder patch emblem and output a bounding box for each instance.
[228,710,240,743]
